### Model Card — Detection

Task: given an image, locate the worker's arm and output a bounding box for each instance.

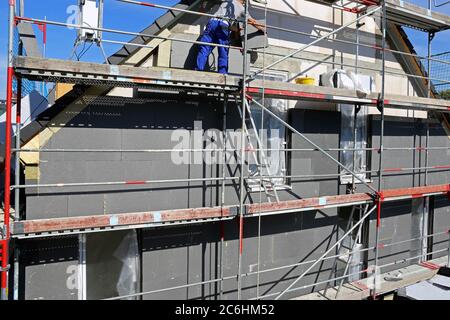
[248,17,266,33]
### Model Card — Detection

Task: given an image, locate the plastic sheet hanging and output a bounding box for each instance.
[320,69,374,184]
[86,229,140,300]
[113,229,140,299]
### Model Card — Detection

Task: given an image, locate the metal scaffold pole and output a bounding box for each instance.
[13,63,22,304]
[14,89,21,221]
[249,5,381,80]
[372,0,387,300]
[102,229,448,300]
[3,0,450,301]
[447,232,450,268]
[219,92,228,300]
[422,24,434,261]
[13,3,24,299]
[335,204,369,298]
[256,2,269,299]
[237,0,250,301]
[1,0,16,301]
[323,205,357,296]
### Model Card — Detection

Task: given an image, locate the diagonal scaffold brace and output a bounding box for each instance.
[274,204,378,299]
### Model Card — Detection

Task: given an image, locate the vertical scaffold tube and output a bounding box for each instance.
[447,231,450,268]
[15,25,23,223]
[237,0,250,300]
[422,30,433,261]
[12,75,22,302]
[220,93,227,300]
[372,0,387,300]
[1,0,16,301]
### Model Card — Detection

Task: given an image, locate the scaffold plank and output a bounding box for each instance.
[13,56,240,91]
[245,193,372,215]
[12,206,237,237]
[307,0,450,31]
[293,255,448,300]
[13,57,450,112]
[247,80,450,112]
[11,184,449,238]
[385,0,450,31]
[380,184,450,199]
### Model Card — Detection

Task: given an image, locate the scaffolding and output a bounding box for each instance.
[1,0,450,300]
[424,50,450,94]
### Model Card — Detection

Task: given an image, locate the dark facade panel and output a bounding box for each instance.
[367,200,416,273]
[432,195,450,259]
[20,236,79,300]
[141,208,338,300]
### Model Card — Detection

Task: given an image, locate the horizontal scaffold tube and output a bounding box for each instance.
[15,16,241,50]
[13,146,450,153]
[10,165,450,190]
[104,239,449,300]
[249,5,382,79]
[254,248,449,300]
[116,0,244,23]
[250,47,450,86]
[11,184,449,237]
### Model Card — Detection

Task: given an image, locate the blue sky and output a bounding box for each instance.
[0,0,178,99]
[0,0,449,99]
[404,0,450,57]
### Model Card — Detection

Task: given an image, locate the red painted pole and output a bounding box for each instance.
[376,199,381,228]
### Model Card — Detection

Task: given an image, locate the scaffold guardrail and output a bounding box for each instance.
[1,0,450,301]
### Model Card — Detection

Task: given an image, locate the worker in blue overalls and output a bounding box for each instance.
[195,0,266,74]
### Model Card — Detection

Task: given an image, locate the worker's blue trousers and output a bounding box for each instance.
[195,19,230,74]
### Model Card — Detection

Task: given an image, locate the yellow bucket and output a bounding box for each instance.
[295,77,315,85]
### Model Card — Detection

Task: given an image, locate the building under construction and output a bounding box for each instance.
[1,0,449,300]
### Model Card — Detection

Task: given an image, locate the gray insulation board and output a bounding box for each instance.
[20,236,79,300]
[367,116,449,273]
[367,199,417,273]
[370,117,449,189]
[141,209,338,300]
[432,195,450,259]
[25,99,345,219]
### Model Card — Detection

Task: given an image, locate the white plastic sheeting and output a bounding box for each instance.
[86,230,140,300]
[320,69,374,184]
[410,198,427,264]
[114,230,140,299]
[337,241,364,282]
